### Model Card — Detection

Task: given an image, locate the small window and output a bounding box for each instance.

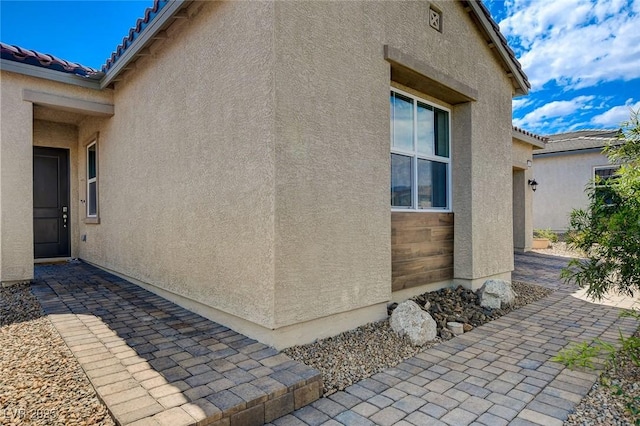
[86,139,99,222]
[594,166,619,184]
[594,165,620,206]
[390,89,451,211]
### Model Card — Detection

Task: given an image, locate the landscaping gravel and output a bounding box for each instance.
[285,280,553,395]
[564,333,640,426]
[533,241,586,258]
[0,284,114,426]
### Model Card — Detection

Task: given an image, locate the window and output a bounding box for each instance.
[594,166,619,184]
[86,140,98,220]
[391,89,451,211]
[594,165,620,206]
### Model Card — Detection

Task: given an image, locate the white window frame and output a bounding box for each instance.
[390,87,452,212]
[86,139,99,222]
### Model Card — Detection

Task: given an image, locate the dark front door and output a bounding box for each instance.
[33,147,70,258]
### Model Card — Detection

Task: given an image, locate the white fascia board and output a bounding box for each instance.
[1,59,101,90]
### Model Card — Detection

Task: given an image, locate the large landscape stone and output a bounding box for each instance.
[390,300,437,346]
[479,279,516,309]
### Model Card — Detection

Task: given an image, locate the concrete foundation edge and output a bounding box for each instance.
[83,260,388,350]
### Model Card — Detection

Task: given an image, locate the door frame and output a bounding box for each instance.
[33,146,71,259]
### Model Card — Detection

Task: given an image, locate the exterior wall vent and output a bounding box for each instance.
[429,5,442,32]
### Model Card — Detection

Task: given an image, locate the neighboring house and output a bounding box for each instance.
[512,127,547,252]
[0,0,530,349]
[532,129,620,232]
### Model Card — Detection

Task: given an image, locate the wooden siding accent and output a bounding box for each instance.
[392,212,454,292]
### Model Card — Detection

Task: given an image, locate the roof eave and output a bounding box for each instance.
[100,0,189,89]
[1,58,102,90]
[512,127,547,149]
[464,1,529,96]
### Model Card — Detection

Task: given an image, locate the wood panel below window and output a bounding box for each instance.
[392,212,454,292]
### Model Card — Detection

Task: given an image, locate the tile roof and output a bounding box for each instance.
[534,129,621,154]
[462,0,530,95]
[102,0,170,73]
[513,126,548,143]
[0,42,102,79]
[0,0,169,79]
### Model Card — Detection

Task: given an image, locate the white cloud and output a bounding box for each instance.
[512,97,532,111]
[513,95,595,129]
[499,0,640,90]
[591,99,640,126]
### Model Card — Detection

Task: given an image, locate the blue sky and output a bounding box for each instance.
[1,1,638,136]
[0,1,154,69]
[486,0,640,135]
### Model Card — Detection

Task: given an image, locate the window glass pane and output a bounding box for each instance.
[88,144,97,179]
[391,93,414,151]
[595,167,618,182]
[435,108,449,158]
[391,154,412,207]
[88,181,97,216]
[417,102,434,156]
[418,159,447,209]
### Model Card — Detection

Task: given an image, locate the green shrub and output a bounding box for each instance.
[553,309,640,424]
[533,228,558,243]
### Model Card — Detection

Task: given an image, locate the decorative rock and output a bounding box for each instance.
[390,301,437,346]
[463,323,473,332]
[479,279,516,309]
[419,300,431,312]
[439,329,453,340]
[446,322,464,335]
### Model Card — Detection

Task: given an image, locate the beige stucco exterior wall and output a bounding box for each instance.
[0,73,33,283]
[2,1,521,346]
[271,0,516,332]
[533,150,609,231]
[512,139,534,251]
[0,72,111,283]
[76,1,278,329]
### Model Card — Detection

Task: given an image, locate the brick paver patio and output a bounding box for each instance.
[31,252,640,425]
[271,252,639,425]
[32,262,321,426]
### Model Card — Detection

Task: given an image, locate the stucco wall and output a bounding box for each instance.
[533,150,609,231]
[0,74,32,282]
[76,1,278,328]
[272,0,515,327]
[2,0,519,345]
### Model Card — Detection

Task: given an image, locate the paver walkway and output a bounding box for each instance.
[32,252,639,426]
[32,262,322,426]
[271,251,639,426]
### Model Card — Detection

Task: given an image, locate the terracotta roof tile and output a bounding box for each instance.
[102,0,169,72]
[512,126,548,143]
[0,41,101,78]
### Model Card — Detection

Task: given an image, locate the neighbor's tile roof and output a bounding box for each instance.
[534,129,621,154]
[0,42,101,78]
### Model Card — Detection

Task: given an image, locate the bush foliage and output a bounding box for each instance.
[561,110,640,300]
